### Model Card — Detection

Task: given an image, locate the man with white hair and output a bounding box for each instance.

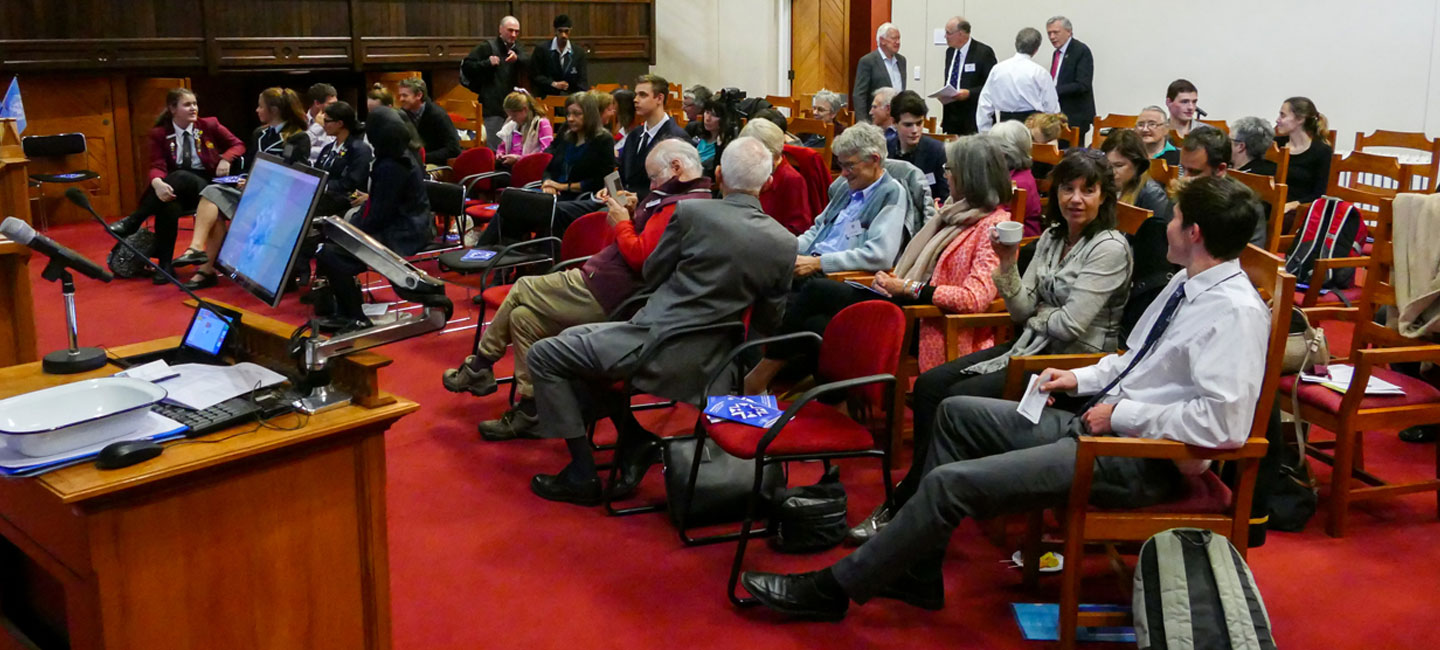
[1046,15,1095,145]
[526,137,797,506]
[463,15,528,147]
[869,86,899,145]
[442,139,713,441]
[853,23,906,124]
[795,123,907,276]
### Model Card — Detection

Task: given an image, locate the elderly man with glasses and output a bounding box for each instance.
[793,123,907,278]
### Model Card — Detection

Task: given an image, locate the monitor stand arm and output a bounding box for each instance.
[294,216,454,414]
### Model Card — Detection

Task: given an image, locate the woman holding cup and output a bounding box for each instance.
[849,147,1133,544]
[742,135,1013,393]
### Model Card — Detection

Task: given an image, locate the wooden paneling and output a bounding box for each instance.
[17,76,123,221]
[791,0,850,98]
[356,0,509,38]
[1,0,202,39]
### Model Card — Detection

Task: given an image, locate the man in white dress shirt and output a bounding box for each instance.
[740,175,1271,619]
[975,27,1059,133]
[853,23,906,124]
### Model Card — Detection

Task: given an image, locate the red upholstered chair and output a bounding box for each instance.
[1011,245,1290,648]
[509,152,553,189]
[781,144,830,220]
[674,301,904,606]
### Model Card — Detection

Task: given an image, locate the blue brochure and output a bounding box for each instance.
[704,395,783,428]
[461,249,498,262]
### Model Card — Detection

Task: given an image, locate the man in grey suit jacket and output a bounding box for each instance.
[527,138,797,506]
[853,23,906,124]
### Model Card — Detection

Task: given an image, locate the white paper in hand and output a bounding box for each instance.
[1016,374,1049,424]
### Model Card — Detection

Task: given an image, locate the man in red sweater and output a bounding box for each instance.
[442,139,712,440]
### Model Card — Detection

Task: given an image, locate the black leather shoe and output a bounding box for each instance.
[109,214,144,237]
[1400,426,1437,443]
[181,271,217,290]
[740,571,849,621]
[530,473,603,506]
[152,268,171,285]
[877,569,945,611]
[172,248,208,267]
[608,436,661,500]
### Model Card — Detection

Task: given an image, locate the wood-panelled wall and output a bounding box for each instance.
[0,0,656,72]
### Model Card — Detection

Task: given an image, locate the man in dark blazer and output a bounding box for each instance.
[888,91,949,201]
[396,78,462,165]
[526,137,797,505]
[618,74,688,198]
[461,15,527,148]
[1046,16,1095,146]
[530,14,589,98]
[853,23,906,124]
[939,17,997,136]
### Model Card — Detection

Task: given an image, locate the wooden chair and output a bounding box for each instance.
[923,132,957,144]
[1089,114,1137,150]
[1264,142,1292,186]
[1229,169,1290,253]
[593,83,624,93]
[835,109,856,129]
[764,95,799,117]
[442,99,482,149]
[1032,142,1062,211]
[1278,198,1440,537]
[789,117,834,170]
[1014,244,1290,648]
[1280,158,1398,309]
[1059,126,1082,150]
[922,116,938,134]
[1148,158,1177,189]
[1114,201,1152,235]
[540,95,568,125]
[1198,118,1230,134]
[669,84,683,104]
[1328,151,1412,222]
[1353,130,1440,194]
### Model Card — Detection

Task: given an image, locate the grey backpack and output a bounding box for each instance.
[1134,528,1276,650]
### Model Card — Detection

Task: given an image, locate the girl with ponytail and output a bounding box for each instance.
[1276,96,1333,206]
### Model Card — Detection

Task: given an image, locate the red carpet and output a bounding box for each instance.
[20,222,1440,648]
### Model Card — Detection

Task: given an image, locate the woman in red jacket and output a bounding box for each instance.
[109,88,245,280]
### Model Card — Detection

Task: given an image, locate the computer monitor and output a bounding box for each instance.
[215,153,328,308]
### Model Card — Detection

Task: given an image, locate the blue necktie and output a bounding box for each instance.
[1081,282,1187,412]
[949,52,961,88]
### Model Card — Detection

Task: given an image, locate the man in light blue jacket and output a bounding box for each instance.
[794,123,907,276]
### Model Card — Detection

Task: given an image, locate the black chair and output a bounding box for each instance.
[24,133,98,230]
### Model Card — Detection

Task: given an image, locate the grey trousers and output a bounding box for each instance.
[483,115,506,150]
[831,396,1181,603]
[527,322,640,441]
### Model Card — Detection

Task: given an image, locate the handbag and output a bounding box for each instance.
[107,228,155,279]
[1272,307,1323,531]
[662,436,783,529]
[1281,307,1330,375]
[769,465,848,553]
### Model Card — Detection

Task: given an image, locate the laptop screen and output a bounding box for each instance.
[181,306,235,356]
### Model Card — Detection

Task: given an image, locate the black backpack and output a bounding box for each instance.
[1284,197,1366,291]
[768,465,847,553]
[1134,528,1276,650]
[107,228,155,279]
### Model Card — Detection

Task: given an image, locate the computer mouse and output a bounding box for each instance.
[95,440,165,470]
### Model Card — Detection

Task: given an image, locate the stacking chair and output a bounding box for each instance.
[23,133,99,231]
[1090,114,1137,150]
[1014,244,1290,648]
[764,95,799,117]
[1353,130,1440,193]
[1278,198,1440,537]
[789,117,834,170]
[1228,169,1289,253]
[508,152,553,189]
[1148,158,1177,189]
[1264,143,1292,186]
[540,95,568,125]
[437,188,560,320]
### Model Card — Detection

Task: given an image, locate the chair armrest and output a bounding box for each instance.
[1300,306,1359,324]
[607,291,653,321]
[551,255,593,273]
[1354,342,1440,367]
[474,236,561,275]
[701,332,823,398]
[826,271,877,283]
[1354,320,1417,349]
[754,373,896,456]
[903,304,944,320]
[1077,435,1269,462]
[630,321,748,391]
[462,171,512,193]
[1301,257,1369,306]
[1002,354,1107,399]
[944,312,1015,328]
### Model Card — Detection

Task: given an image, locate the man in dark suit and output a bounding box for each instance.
[618,74,688,197]
[396,78,462,165]
[526,137,798,505]
[939,17,997,136]
[462,15,527,148]
[1046,16,1095,146]
[853,23,906,124]
[530,14,589,98]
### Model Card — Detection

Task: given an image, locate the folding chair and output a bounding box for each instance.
[24,133,98,231]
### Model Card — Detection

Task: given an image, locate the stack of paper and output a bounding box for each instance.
[1299,364,1406,396]
[704,395,782,428]
[158,362,287,410]
[0,411,187,477]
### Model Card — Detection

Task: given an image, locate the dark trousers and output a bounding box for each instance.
[316,245,367,321]
[766,279,889,371]
[831,396,1181,602]
[134,170,209,267]
[477,197,595,247]
[998,110,1038,124]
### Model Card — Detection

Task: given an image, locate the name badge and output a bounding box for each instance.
[645,199,662,208]
[963,63,976,72]
[924,172,936,186]
[843,217,863,238]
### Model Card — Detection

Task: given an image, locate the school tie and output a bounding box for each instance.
[1051,50,1062,78]
[949,53,961,88]
[636,130,651,154]
[561,50,571,72]
[180,131,195,169]
[1080,282,1187,412]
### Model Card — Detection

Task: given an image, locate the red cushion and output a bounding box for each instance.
[465,201,498,221]
[1294,288,1362,306]
[1278,368,1440,414]
[706,401,876,459]
[1090,471,1233,515]
[482,284,512,308]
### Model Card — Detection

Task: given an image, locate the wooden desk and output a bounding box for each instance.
[0,304,418,650]
[0,239,37,368]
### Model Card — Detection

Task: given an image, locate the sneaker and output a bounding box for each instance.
[442,356,498,397]
[845,502,894,546]
[478,404,540,441]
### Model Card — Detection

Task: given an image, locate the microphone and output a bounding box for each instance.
[64,188,211,307]
[1196,107,1209,118]
[0,216,113,282]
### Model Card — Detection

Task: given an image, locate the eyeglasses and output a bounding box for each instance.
[1136,121,1166,130]
[837,157,873,173]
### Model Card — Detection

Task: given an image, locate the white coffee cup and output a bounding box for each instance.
[994,221,1024,245]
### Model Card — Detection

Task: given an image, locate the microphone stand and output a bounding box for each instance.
[39,257,108,374]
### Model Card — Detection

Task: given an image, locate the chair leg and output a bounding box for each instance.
[1058,518,1085,649]
[1326,426,1357,538]
[727,460,770,607]
[1021,510,1044,590]
[677,422,709,546]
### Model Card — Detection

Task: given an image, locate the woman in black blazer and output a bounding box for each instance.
[313,101,374,217]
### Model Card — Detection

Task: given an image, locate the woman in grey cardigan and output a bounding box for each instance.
[849,148,1133,544]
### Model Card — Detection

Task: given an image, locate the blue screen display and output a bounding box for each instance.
[182,307,232,355]
[216,157,324,301]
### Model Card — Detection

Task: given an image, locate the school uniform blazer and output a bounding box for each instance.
[145,116,245,183]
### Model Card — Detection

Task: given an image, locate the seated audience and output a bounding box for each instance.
[1179,126,1231,180]
[987,121,1044,235]
[1102,128,1171,219]
[617,75,688,197]
[168,87,310,288]
[887,90,948,202]
[681,85,712,124]
[753,108,804,146]
[1137,105,1180,166]
[442,139,712,440]
[740,118,814,235]
[803,89,846,148]
[745,135,1012,393]
[1101,128,1178,338]
[847,148,1132,544]
[304,83,337,164]
[1165,79,1200,139]
[794,123,907,277]
[315,106,432,330]
[1276,96,1333,209]
[495,90,555,167]
[366,83,395,111]
[606,88,635,147]
[397,77,462,164]
[1230,116,1277,176]
[692,95,732,165]
[524,137,796,506]
[1024,112,1068,180]
[742,175,1268,621]
[109,88,245,282]
[869,86,898,145]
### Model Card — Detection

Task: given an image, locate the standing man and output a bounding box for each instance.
[462,15,526,148]
[531,15,589,98]
[1046,16,1095,146]
[396,78,462,165]
[304,83,337,164]
[853,23,905,124]
[975,28,1059,133]
[1166,79,1200,139]
[939,17,997,136]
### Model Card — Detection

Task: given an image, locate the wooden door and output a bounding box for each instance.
[127,77,191,204]
[790,0,850,101]
[15,76,124,222]
[364,71,422,113]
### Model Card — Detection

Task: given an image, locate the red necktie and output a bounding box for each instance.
[1051,50,1062,78]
